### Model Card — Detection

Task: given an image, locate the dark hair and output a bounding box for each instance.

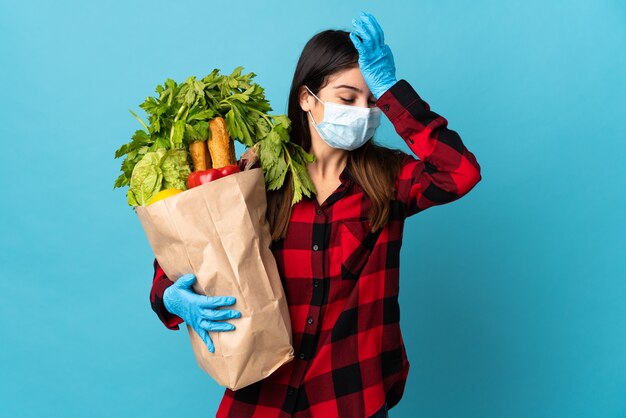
[287,30,362,152]
[266,30,405,240]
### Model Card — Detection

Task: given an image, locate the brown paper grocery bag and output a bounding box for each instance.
[135,167,294,390]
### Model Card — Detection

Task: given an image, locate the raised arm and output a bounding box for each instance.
[350,12,481,218]
[378,80,482,217]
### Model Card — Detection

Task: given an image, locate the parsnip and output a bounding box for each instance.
[189,141,211,171]
[208,116,236,169]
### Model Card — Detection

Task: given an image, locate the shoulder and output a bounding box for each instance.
[390,150,418,182]
[396,150,414,165]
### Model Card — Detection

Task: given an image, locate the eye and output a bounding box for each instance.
[340,97,355,103]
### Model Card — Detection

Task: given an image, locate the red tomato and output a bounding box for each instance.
[219,164,241,177]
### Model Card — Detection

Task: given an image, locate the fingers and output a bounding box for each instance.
[361,12,385,45]
[198,319,237,332]
[197,328,215,353]
[175,276,236,309]
[195,318,237,353]
[352,12,383,48]
[352,18,372,45]
[349,32,365,55]
[200,308,241,321]
[199,295,237,309]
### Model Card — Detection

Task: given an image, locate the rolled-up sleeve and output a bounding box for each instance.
[149,259,184,330]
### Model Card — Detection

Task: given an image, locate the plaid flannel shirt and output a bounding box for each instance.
[149,79,482,417]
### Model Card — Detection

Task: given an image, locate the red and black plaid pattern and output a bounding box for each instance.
[149,79,482,417]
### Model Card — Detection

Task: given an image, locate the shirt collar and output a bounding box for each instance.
[339,165,353,185]
[303,164,353,206]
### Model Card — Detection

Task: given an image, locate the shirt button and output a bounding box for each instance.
[316,209,322,215]
[299,353,305,360]
[312,244,319,251]
[382,104,390,111]
[287,388,295,395]
[313,280,320,288]
[307,317,314,325]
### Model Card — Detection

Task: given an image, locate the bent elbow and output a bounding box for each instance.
[457,168,482,197]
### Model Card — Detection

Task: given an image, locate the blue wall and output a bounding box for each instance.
[1,0,625,417]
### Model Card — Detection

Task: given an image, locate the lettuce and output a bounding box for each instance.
[161,149,191,190]
[127,150,165,206]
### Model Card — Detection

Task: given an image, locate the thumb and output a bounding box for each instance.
[175,273,196,289]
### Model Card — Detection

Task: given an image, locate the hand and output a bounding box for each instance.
[349,11,398,99]
[163,273,241,353]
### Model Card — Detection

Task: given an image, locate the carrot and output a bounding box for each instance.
[208,116,236,169]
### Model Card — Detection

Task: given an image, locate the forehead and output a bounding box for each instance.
[324,67,369,92]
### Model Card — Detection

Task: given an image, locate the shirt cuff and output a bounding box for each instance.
[376,79,425,122]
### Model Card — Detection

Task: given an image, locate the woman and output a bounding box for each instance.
[149,12,482,418]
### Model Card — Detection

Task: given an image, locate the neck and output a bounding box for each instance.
[307,131,348,179]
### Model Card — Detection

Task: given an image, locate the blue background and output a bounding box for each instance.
[1,0,625,417]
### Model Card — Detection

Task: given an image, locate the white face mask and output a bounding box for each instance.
[305,85,381,151]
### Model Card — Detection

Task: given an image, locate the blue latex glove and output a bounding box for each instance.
[163,273,241,353]
[349,11,398,99]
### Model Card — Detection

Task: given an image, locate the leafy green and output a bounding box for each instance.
[127,150,165,206]
[161,149,191,190]
[257,115,316,204]
[114,66,316,206]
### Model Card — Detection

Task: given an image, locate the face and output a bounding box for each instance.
[299,66,377,127]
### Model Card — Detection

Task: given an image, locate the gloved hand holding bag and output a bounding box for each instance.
[163,274,241,353]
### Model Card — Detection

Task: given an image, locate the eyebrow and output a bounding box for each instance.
[333,84,364,93]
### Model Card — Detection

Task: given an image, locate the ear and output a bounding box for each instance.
[298,86,315,112]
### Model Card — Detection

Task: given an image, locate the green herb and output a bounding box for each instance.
[114,67,316,206]
[256,115,316,205]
